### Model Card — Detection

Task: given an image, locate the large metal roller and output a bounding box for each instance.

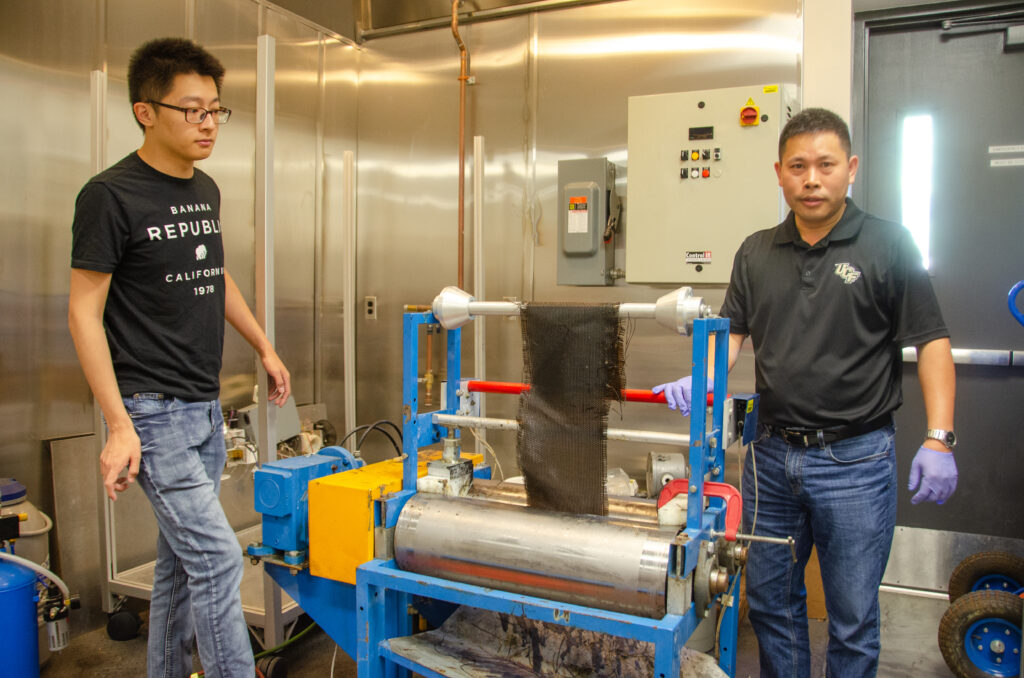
[394,493,676,618]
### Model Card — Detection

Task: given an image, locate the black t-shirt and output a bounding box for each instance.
[71,152,225,401]
[720,199,949,429]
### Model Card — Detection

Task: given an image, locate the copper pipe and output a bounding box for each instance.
[452,0,469,289]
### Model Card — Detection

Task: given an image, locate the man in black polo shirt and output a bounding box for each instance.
[653,108,957,677]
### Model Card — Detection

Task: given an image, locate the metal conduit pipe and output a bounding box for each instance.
[452,0,469,289]
[432,412,692,447]
[394,493,676,618]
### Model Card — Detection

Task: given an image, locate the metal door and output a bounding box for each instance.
[856,4,1024,540]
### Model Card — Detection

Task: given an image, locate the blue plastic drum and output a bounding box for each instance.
[0,559,40,678]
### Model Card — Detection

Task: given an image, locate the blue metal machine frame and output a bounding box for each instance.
[355,310,739,678]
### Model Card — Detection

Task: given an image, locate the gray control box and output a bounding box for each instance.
[557,157,618,286]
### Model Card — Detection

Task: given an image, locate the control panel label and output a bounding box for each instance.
[685,250,712,264]
[567,196,589,234]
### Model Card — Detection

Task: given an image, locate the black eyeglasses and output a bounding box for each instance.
[147,100,231,124]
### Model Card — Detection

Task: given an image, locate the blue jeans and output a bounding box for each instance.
[125,395,253,678]
[742,424,897,678]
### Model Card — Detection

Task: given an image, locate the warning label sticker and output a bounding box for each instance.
[685,250,712,264]
[568,196,589,234]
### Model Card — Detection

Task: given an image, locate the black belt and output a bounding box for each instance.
[766,413,892,447]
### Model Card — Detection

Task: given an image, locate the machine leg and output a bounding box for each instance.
[653,622,684,678]
[357,580,385,678]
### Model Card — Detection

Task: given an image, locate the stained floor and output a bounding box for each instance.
[39,588,953,677]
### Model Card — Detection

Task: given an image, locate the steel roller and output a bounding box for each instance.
[393,493,676,618]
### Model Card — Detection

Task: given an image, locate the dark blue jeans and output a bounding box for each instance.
[742,425,897,678]
[125,394,253,678]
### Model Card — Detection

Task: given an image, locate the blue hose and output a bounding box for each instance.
[1009,281,1024,329]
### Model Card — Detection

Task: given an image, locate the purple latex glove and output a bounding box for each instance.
[908,446,958,505]
[652,376,714,417]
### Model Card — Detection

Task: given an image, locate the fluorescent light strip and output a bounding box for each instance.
[901,114,933,269]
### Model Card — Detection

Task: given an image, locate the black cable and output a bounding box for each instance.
[363,419,403,442]
[336,421,403,457]
[336,425,369,448]
[356,419,403,456]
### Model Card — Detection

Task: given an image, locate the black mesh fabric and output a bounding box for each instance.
[516,303,624,516]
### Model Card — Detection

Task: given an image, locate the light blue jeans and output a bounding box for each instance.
[125,394,253,678]
[742,424,897,678]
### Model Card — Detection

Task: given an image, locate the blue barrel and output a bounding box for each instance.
[0,559,40,678]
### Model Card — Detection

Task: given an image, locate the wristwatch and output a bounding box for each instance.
[926,428,957,450]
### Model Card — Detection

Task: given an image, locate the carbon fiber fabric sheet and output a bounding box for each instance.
[516,303,624,516]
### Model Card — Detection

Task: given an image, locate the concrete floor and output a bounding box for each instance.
[39,588,953,677]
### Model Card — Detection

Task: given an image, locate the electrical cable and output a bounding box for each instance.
[748,441,758,537]
[468,427,505,480]
[338,420,403,457]
[355,419,404,455]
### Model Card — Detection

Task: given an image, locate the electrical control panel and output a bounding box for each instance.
[557,157,619,286]
[626,85,797,284]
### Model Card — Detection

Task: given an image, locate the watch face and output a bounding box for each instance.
[944,431,957,447]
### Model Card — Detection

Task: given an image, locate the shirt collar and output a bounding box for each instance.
[773,198,865,248]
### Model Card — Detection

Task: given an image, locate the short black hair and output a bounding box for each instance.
[778,108,852,160]
[127,38,225,131]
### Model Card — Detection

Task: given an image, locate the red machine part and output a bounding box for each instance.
[465,380,716,406]
[657,479,742,541]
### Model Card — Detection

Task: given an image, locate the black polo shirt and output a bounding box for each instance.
[720,199,949,429]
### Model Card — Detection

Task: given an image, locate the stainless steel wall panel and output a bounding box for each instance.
[0,0,98,533]
[195,0,262,407]
[265,8,321,407]
[105,1,189,86]
[321,41,361,430]
[354,17,534,464]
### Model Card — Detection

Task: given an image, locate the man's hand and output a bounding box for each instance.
[100,426,141,501]
[652,376,696,416]
[261,348,291,407]
[908,445,958,505]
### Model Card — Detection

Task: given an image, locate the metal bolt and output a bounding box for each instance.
[712,466,721,476]
[990,639,1005,654]
[689,485,697,493]
[709,437,718,448]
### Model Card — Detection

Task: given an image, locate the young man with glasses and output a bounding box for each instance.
[68,38,288,678]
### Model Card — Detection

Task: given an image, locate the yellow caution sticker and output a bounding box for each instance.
[746,97,756,106]
[763,85,779,93]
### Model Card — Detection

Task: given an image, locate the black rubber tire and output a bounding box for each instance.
[256,655,288,678]
[949,551,1024,602]
[938,590,1022,678]
[105,609,142,641]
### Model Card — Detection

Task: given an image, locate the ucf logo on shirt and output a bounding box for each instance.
[834,262,862,285]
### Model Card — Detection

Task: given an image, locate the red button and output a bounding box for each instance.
[702,168,711,178]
